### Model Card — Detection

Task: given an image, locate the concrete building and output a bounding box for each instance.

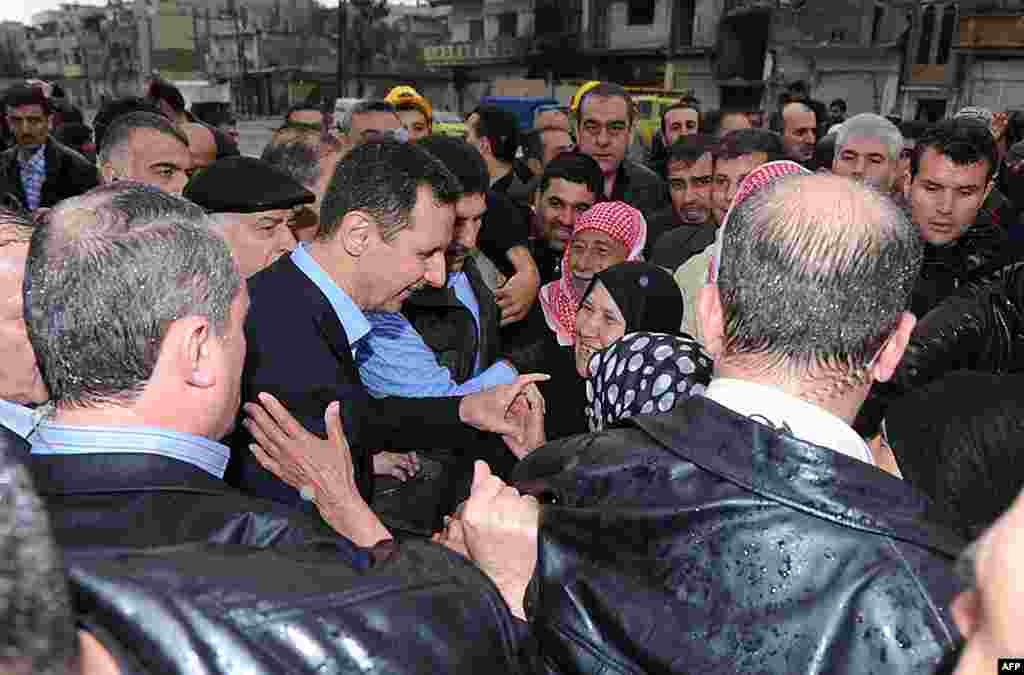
[954,0,1024,114]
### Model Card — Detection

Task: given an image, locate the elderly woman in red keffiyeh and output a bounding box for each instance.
[538,201,647,347]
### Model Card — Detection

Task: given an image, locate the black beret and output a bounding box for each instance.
[184,155,314,213]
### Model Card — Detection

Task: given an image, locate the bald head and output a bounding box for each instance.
[182,123,217,172]
[716,173,922,375]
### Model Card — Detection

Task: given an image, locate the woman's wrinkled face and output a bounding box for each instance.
[575,280,626,377]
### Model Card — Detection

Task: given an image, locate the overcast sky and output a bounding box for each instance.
[4,0,421,25]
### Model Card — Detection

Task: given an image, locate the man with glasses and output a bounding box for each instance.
[575,82,668,220]
[0,84,98,211]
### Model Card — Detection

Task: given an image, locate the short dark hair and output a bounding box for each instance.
[146,77,186,113]
[714,128,786,162]
[0,441,78,675]
[97,111,189,165]
[25,183,240,407]
[911,118,999,182]
[470,104,520,163]
[318,139,462,242]
[261,138,321,188]
[830,98,847,112]
[538,151,603,199]
[667,134,715,167]
[4,85,50,115]
[578,82,635,126]
[898,120,929,144]
[661,102,700,135]
[417,134,489,196]
[719,173,923,378]
[92,97,164,151]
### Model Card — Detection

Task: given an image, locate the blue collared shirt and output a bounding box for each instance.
[291,243,371,356]
[361,311,517,398]
[449,271,482,375]
[0,399,44,440]
[29,422,231,479]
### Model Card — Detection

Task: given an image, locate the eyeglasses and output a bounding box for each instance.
[580,119,629,139]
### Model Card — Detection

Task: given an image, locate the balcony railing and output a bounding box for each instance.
[422,37,527,65]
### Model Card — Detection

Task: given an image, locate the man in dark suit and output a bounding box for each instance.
[233,139,544,511]
[0,85,99,211]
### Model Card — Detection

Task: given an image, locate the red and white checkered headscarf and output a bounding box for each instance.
[707,160,810,283]
[539,201,648,346]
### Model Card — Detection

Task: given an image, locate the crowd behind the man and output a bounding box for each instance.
[0,76,1022,674]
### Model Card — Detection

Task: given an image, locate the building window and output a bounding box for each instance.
[469,18,483,41]
[628,0,655,26]
[936,4,957,64]
[498,11,517,37]
[917,4,936,64]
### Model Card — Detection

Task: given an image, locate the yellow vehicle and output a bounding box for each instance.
[433,111,467,138]
[633,95,678,147]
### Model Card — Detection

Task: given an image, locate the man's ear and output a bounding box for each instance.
[872,311,916,384]
[164,316,217,389]
[697,283,726,359]
[338,210,374,258]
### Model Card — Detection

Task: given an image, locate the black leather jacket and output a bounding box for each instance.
[911,221,1023,318]
[68,539,531,674]
[512,395,963,674]
[893,261,1024,393]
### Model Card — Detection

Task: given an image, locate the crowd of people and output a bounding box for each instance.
[0,75,1021,674]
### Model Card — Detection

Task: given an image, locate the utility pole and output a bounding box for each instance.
[336,0,347,99]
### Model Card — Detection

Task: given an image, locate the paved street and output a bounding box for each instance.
[235,116,282,157]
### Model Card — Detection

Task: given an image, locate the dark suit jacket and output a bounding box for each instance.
[0,137,100,210]
[232,255,487,509]
[29,452,362,560]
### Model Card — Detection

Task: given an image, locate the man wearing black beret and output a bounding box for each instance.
[185,155,312,278]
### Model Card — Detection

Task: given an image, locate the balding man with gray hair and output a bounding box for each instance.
[450,172,963,674]
[832,113,906,192]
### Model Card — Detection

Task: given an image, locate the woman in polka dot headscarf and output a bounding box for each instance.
[585,332,712,432]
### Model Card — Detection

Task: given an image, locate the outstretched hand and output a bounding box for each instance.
[243,393,390,546]
[459,374,549,444]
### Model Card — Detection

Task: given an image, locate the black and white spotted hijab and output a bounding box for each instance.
[585,331,713,432]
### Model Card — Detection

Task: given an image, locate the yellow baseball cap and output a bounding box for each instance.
[570,81,602,113]
[385,85,433,122]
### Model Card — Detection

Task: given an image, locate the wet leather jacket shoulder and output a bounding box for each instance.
[68,539,531,674]
[893,261,1024,393]
[512,395,963,675]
